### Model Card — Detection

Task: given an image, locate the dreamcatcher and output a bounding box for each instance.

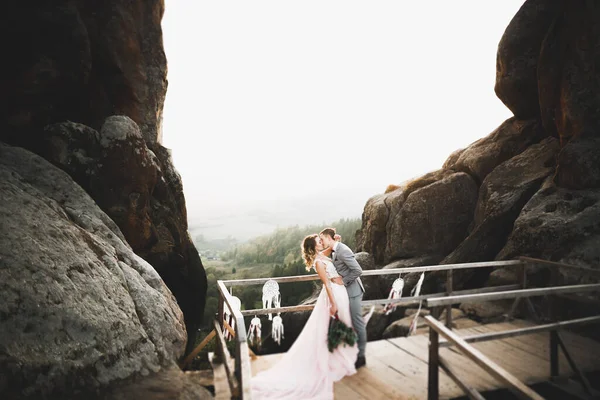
[271,314,284,345]
[248,315,262,348]
[223,295,241,341]
[262,279,281,320]
[384,274,405,315]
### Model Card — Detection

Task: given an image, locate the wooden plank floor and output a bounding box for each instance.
[249,320,600,400]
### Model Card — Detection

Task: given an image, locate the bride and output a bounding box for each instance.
[251,234,358,399]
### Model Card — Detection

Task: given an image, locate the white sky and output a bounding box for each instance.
[162,1,524,239]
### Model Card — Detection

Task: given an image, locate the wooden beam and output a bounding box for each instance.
[446,269,453,329]
[213,319,239,397]
[424,316,544,400]
[217,281,248,342]
[519,256,600,278]
[220,260,524,286]
[240,285,522,316]
[556,332,594,396]
[237,340,253,399]
[179,329,216,369]
[361,260,523,276]
[550,330,559,380]
[223,320,257,360]
[427,324,439,400]
[224,274,319,286]
[240,304,315,317]
[216,281,253,398]
[439,355,486,400]
[438,315,600,347]
[425,283,600,307]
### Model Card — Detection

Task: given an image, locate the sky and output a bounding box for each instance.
[161,1,525,241]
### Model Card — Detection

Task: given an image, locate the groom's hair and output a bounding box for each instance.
[319,227,336,239]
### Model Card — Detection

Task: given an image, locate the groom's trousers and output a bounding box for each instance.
[348,292,366,357]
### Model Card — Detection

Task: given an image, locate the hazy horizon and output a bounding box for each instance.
[162,1,524,241]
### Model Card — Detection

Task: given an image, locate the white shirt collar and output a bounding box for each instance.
[332,241,339,252]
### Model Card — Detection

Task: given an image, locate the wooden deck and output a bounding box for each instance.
[249,320,600,399]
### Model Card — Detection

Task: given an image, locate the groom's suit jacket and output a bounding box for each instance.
[332,242,365,298]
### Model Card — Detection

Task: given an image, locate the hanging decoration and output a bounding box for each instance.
[271,314,284,345]
[262,279,281,320]
[384,275,405,315]
[408,272,425,335]
[223,295,241,341]
[248,315,262,349]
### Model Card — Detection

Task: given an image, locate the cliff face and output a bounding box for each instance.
[357,0,600,292]
[0,0,206,352]
[0,1,208,398]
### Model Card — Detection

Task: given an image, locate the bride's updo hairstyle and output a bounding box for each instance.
[301,234,318,271]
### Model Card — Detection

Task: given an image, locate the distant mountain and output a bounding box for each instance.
[188,187,371,241]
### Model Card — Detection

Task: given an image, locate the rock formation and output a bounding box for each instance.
[0,1,208,398]
[0,144,210,399]
[0,1,206,351]
[357,0,600,324]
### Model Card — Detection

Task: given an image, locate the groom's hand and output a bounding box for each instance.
[331,277,344,285]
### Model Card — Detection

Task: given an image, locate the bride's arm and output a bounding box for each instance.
[315,260,338,316]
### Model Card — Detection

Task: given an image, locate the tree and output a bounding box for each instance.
[232,267,237,274]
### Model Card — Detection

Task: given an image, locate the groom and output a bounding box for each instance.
[320,228,367,369]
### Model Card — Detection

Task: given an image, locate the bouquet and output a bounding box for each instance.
[327,313,358,352]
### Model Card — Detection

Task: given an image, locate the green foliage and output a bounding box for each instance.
[200,218,361,331]
[327,315,358,352]
[221,218,361,265]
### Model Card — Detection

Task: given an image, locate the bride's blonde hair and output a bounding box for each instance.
[301,234,318,271]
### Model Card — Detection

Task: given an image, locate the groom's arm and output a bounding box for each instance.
[338,244,362,287]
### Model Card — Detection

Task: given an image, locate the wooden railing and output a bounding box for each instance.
[424,257,600,400]
[214,280,253,399]
[211,259,526,399]
[203,256,599,399]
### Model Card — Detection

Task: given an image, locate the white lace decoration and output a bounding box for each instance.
[262,279,281,320]
[249,315,262,348]
[223,295,241,341]
[408,272,425,335]
[271,314,284,345]
[384,275,405,315]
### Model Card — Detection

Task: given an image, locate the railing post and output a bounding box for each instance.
[446,269,453,329]
[235,328,242,387]
[549,265,559,322]
[218,288,225,331]
[520,261,527,290]
[509,261,527,318]
[550,330,559,381]
[428,326,440,400]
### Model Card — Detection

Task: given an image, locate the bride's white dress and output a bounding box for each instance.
[251,257,358,399]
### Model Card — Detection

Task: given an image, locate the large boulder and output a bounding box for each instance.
[0,1,206,353]
[1,0,167,143]
[356,193,392,265]
[555,137,600,190]
[443,117,546,183]
[494,0,561,118]
[384,170,455,262]
[442,138,559,288]
[391,172,478,259]
[538,1,600,144]
[497,181,600,284]
[0,143,209,399]
[38,118,207,354]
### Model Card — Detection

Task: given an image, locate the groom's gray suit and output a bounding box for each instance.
[332,242,366,358]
